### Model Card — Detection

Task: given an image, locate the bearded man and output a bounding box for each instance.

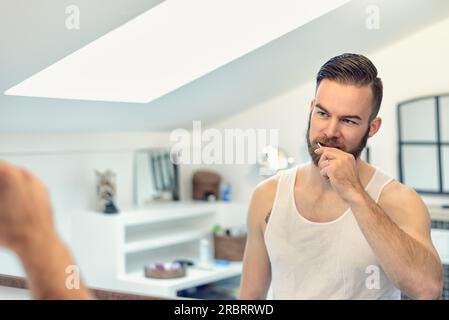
[239,53,443,300]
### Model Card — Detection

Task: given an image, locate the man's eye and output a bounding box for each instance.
[317,111,328,117]
[342,119,357,125]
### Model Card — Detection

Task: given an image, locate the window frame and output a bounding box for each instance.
[397,94,449,195]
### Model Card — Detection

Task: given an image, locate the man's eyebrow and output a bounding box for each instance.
[315,103,362,121]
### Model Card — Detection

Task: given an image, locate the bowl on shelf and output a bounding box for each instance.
[144,262,186,279]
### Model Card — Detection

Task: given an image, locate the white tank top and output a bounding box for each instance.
[264,163,401,300]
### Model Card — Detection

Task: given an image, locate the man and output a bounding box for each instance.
[0,161,92,299]
[240,53,443,300]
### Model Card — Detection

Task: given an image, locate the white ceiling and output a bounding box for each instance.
[5,0,350,103]
[1,0,449,132]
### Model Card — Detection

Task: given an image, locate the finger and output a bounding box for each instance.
[314,146,324,155]
[320,167,330,180]
[314,147,343,157]
[318,157,330,170]
[317,154,326,169]
[315,146,338,155]
[316,150,339,161]
[317,151,337,170]
[318,151,331,167]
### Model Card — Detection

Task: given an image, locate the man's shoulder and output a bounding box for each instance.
[246,176,280,231]
[252,174,280,201]
[248,166,299,224]
[380,180,422,204]
[378,180,428,219]
[252,164,304,198]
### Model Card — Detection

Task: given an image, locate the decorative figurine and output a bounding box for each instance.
[95,169,119,214]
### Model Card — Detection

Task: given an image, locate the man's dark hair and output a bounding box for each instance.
[316,53,383,122]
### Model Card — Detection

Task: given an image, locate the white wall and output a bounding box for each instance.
[0,131,247,278]
[192,16,449,206]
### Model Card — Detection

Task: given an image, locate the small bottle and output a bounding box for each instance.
[221,182,231,202]
[198,238,213,268]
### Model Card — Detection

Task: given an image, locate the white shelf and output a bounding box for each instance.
[70,202,246,297]
[118,261,242,296]
[124,230,207,254]
[123,207,215,226]
[78,202,216,226]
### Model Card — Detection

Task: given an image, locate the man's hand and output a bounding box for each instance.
[314,146,364,203]
[0,161,58,253]
[314,149,443,299]
[0,161,92,299]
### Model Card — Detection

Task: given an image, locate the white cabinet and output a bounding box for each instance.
[69,202,245,298]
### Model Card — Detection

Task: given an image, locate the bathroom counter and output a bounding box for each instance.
[0,273,166,300]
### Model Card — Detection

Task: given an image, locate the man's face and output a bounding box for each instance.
[307,79,375,166]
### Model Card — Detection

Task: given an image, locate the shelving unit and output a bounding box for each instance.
[119,262,242,297]
[69,201,247,298]
[124,230,207,254]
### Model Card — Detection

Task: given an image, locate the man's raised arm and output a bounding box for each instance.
[0,161,92,299]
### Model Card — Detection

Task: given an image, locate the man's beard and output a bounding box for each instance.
[306,112,370,167]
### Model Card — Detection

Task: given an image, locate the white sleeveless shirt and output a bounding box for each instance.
[264,163,401,300]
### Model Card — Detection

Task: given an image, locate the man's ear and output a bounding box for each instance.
[368,117,382,137]
[309,99,315,112]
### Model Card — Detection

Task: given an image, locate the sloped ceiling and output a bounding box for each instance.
[5,0,351,103]
[1,0,449,132]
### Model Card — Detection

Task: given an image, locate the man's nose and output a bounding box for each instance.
[324,119,341,139]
